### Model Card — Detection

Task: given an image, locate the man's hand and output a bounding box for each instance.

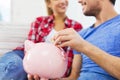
[53,28,85,52]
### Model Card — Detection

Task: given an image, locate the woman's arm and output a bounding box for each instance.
[60,54,82,80]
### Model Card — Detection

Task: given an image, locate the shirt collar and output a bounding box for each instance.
[47,15,54,23]
[48,15,71,28]
[64,17,71,28]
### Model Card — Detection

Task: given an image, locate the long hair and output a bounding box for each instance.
[110,0,116,5]
[45,0,53,15]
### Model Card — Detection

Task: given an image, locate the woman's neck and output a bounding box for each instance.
[53,14,66,31]
[54,13,66,21]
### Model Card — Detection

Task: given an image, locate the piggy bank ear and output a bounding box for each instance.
[24,40,35,52]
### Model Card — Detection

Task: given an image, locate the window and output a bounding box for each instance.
[0,0,11,22]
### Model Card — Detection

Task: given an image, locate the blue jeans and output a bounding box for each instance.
[78,72,117,80]
[0,50,27,80]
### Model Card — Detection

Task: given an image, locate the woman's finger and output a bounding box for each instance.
[34,75,40,80]
[27,74,34,80]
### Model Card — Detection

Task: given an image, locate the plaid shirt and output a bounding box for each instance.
[15,15,82,77]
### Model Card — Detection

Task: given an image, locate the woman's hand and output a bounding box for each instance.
[27,74,40,80]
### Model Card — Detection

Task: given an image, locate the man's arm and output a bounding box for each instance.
[54,28,120,79]
[81,41,120,79]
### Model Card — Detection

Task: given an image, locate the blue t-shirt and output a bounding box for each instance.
[74,15,120,77]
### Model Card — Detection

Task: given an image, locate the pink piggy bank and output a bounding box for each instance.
[23,40,68,80]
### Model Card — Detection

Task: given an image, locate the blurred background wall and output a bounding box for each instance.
[0,0,120,55]
[0,0,120,28]
[11,0,120,28]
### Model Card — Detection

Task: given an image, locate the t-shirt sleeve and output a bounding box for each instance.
[73,49,80,54]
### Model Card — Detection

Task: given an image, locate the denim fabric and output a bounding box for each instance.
[78,72,117,80]
[0,50,27,80]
